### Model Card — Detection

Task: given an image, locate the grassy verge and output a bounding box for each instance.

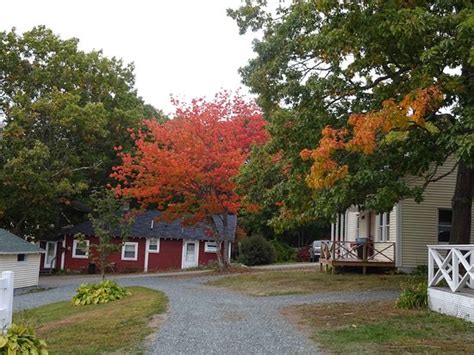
[208,270,414,296]
[14,286,168,354]
[283,301,474,353]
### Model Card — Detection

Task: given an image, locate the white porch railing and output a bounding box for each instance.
[428,245,474,292]
[0,271,14,333]
[321,241,395,263]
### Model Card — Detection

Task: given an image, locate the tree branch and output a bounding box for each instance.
[51,161,103,178]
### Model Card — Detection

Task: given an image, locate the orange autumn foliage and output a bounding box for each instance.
[112,92,268,225]
[301,86,443,190]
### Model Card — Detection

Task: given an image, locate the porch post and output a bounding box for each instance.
[428,247,434,287]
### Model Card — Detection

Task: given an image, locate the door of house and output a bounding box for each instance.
[44,241,57,269]
[182,241,198,269]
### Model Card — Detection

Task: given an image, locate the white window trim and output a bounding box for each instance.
[204,241,217,253]
[122,242,139,261]
[72,239,89,259]
[376,212,390,242]
[44,241,58,267]
[146,238,160,253]
[437,208,452,244]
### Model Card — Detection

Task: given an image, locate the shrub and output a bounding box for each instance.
[238,235,275,266]
[296,246,310,262]
[396,280,428,309]
[270,239,296,263]
[411,265,428,277]
[0,324,48,355]
[72,280,131,306]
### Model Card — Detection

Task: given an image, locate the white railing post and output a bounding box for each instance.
[0,271,14,333]
[428,247,434,286]
[452,250,459,291]
[470,251,474,289]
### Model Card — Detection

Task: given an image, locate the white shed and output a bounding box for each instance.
[0,229,43,288]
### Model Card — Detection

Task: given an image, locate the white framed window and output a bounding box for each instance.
[438,208,452,243]
[204,241,217,253]
[377,213,390,242]
[72,239,89,259]
[122,242,138,261]
[147,238,160,253]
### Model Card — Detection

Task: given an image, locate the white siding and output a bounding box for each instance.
[346,211,359,241]
[359,211,370,238]
[389,207,397,243]
[0,254,41,288]
[400,159,474,268]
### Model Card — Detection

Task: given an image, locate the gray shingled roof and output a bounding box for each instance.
[66,210,237,241]
[0,229,43,254]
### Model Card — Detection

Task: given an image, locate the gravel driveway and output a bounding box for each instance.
[15,273,398,354]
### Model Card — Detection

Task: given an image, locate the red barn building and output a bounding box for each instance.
[39,211,236,273]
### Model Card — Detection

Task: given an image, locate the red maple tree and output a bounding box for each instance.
[112,92,268,267]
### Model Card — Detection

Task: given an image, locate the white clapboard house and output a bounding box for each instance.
[0,229,43,288]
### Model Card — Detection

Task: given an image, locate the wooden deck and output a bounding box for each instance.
[319,241,396,274]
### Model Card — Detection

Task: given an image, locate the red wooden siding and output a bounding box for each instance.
[62,235,146,273]
[198,240,219,266]
[46,236,223,273]
[147,239,183,271]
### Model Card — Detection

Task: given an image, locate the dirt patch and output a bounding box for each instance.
[144,313,168,347]
[38,311,96,332]
[148,313,168,329]
[211,264,255,275]
[281,301,414,331]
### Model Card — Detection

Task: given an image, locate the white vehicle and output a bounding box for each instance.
[309,240,331,262]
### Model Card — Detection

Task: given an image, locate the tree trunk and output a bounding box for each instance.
[101,249,106,280]
[223,240,229,266]
[222,212,230,268]
[450,159,473,244]
[215,240,224,270]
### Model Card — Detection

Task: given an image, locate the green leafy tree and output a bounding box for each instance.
[230,1,473,243]
[0,26,148,238]
[76,189,134,280]
[236,144,328,245]
[142,104,169,122]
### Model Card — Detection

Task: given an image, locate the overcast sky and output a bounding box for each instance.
[0,0,256,114]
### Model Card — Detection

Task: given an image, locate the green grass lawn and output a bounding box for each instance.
[208,270,415,296]
[14,286,168,354]
[283,301,474,353]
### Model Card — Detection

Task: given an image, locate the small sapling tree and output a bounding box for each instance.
[75,189,134,279]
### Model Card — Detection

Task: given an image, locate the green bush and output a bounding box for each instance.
[72,280,131,306]
[396,280,428,309]
[270,239,296,263]
[411,265,428,277]
[0,324,48,355]
[238,235,275,266]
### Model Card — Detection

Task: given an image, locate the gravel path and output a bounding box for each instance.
[15,274,398,354]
